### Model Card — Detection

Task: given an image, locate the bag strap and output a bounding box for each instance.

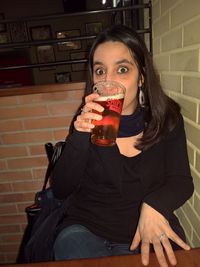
[45,143,54,163]
[42,141,66,192]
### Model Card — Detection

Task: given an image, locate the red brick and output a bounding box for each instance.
[24,116,72,130]
[48,102,80,116]
[0,254,6,263]
[68,90,84,99]
[5,252,18,263]
[1,233,23,242]
[0,243,20,253]
[0,96,18,106]
[0,170,32,182]
[0,225,20,234]
[0,120,23,132]
[54,129,69,141]
[0,160,7,171]
[32,168,46,179]
[19,93,54,104]
[0,214,26,225]
[49,91,72,100]
[0,146,27,158]
[21,223,28,232]
[0,192,35,204]
[2,131,53,145]
[0,105,48,120]
[29,144,46,155]
[48,91,70,101]
[19,91,68,103]
[12,180,43,192]
[55,90,83,100]
[66,82,85,90]
[0,204,17,214]
[7,156,48,169]
[19,90,84,104]
[0,183,12,193]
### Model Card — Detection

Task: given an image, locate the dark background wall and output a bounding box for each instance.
[0,0,113,87]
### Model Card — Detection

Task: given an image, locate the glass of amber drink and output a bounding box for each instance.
[91,80,126,146]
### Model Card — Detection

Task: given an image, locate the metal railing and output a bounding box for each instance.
[0,1,152,71]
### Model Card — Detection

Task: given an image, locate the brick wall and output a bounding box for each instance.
[152,0,200,247]
[0,84,84,263]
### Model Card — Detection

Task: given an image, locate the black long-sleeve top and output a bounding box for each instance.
[51,115,194,243]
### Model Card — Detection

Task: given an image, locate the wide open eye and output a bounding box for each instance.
[118,66,128,74]
[95,68,106,76]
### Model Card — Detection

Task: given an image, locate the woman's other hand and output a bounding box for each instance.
[130,203,190,267]
[74,92,103,132]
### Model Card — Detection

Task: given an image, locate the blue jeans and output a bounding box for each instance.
[53,224,140,260]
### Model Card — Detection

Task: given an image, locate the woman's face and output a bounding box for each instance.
[92,41,142,115]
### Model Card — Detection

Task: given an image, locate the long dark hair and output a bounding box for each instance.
[72,25,180,150]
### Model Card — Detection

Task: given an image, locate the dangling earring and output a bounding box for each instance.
[139,85,145,108]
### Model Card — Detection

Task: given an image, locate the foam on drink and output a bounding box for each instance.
[95,93,124,102]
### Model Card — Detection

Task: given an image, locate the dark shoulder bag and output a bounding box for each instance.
[17,141,68,263]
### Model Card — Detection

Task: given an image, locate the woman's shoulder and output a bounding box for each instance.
[164,113,185,141]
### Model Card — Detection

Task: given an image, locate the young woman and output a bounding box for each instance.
[52,25,194,267]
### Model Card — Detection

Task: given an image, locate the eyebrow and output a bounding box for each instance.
[93,59,134,66]
[116,59,135,65]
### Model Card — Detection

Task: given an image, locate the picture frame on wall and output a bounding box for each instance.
[0,32,9,43]
[56,29,81,51]
[0,13,6,32]
[55,72,71,83]
[9,22,28,42]
[70,51,87,60]
[70,51,87,71]
[85,22,102,47]
[36,45,55,70]
[30,25,52,41]
[71,62,87,72]
[85,22,102,35]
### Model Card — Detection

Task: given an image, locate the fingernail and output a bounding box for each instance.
[97,115,102,120]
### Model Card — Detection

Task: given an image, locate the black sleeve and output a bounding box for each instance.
[143,116,194,219]
[51,130,91,199]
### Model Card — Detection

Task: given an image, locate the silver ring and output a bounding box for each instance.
[159,233,166,241]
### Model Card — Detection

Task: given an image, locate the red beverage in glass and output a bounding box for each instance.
[91,81,125,146]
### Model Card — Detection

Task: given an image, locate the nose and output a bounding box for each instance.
[104,71,115,82]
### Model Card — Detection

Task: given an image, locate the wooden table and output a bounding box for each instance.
[2,248,200,267]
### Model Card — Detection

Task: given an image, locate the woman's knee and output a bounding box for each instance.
[54,224,84,259]
[53,224,110,260]
[55,224,88,242]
